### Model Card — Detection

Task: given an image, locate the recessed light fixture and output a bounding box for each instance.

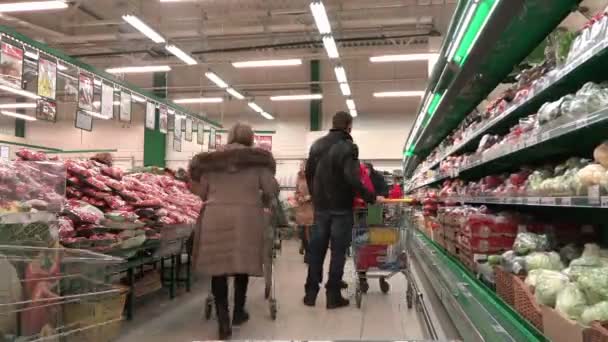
[122,14,166,43]
[106,65,171,74]
[226,88,245,100]
[349,109,357,117]
[369,53,439,63]
[339,83,351,96]
[1,110,36,121]
[322,36,339,59]
[346,99,355,110]
[232,59,302,68]
[205,72,229,89]
[270,94,322,101]
[173,97,223,104]
[0,1,68,13]
[310,1,331,34]
[165,45,197,65]
[260,112,275,120]
[247,102,263,113]
[373,91,425,98]
[334,66,347,83]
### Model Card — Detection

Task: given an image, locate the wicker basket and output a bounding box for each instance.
[584,321,608,342]
[63,286,128,342]
[495,266,521,306]
[513,276,543,331]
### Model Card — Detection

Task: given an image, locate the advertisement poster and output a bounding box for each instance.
[159,105,168,134]
[145,102,155,130]
[78,72,93,111]
[75,110,93,131]
[197,122,204,145]
[0,42,23,88]
[101,83,114,119]
[37,57,56,99]
[36,99,57,122]
[185,118,193,141]
[216,134,223,148]
[174,115,182,140]
[167,112,175,130]
[119,91,132,122]
[209,127,216,150]
[254,135,273,151]
[173,138,182,152]
[92,79,102,113]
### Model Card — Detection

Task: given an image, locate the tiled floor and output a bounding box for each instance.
[116,241,425,341]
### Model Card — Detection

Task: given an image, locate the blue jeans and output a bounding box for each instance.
[304,210,353,294]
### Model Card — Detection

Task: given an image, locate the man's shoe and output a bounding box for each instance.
[326,292,350,309]
[232,309,250,326]
[303,293,317,307]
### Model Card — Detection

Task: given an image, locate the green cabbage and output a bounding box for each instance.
[576,267,608,304]
[534,270,569,306]
[526,252,564,271]
[555,283,587,320]
[581,301,608,326]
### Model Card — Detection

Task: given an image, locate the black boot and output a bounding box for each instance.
[303,292,317,307]
[233,275,250,326]
[326,291,350,309]
[215,302,232,340]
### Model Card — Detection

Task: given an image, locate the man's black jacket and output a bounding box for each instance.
[306,129,375,211]
[367,164,389,197]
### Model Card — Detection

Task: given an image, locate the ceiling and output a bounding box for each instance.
[0,0,458,121]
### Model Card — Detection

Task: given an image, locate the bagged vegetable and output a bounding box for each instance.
[501,250,527,274]
[535,270,569,306]
[513,232,549,255]
[555,283,587,320]
[526,251,564,271]
[526,269,556,288]
[577,267,608,304]
[581,301,608,326]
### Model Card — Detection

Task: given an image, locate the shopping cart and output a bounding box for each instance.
[352,200,409,308]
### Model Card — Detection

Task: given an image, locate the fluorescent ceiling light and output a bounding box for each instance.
[173,97,223,104]
[373,91,425,98]
[334,66,347,83]
[310,1,331,34]
[0,1,67,13]
[122,14,165,44]
[446,1,478,62]
[346,99,355,110]
[205,72,228,89]
[0,84,40,100]
[260,112,275,120]
[369,53,439,63]
[165,45,197,65]
[248,102,263,113]
[339,83,351,96]
[132,94,146,103]
[1,110,36,121]
[349,109,357,117]
[232,59,302,68]
[322,36,339,59]
[270,94,322,101]
[0,103,37,109]
[226,88,245,100]
[106,65,171,74]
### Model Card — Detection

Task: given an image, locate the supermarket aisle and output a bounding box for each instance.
[116,241,425,341]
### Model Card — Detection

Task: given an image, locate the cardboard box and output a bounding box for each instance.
[541,305,585,342]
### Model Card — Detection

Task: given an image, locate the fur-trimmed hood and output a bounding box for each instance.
[189,143,276,180]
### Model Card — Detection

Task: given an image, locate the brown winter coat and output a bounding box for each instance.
[294,173,314,226]
[189,143,278,277]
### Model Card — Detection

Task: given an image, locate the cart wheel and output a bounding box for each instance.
[406,283,413,309]
[379,278,390,294]
[270,299,278,320]
[356,288,362,309]
[265,285,271,299]
[360,280,369,294]
[204,297,214,320]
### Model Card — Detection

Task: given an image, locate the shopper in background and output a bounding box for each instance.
[365,162,389,197]
[304,111,379,309]
[189,123,278,340]
[389,176,404,199]
[294,160,314,263]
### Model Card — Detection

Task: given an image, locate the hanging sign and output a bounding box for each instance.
[197,122,204,145]
[0,42,23,88]
[37,57,56,99]
[209,127,216,150]
[159,105,168,134]
[254,135,273,151]
[78,72,94,111]
[101,83,114,119]
[145,102,156,130]
[174,115,182,140]
[216,134,223,148]
[119,91,132,123]
[185,118,193,141]
[173,137,182,152]
[36,99,57,122]
[91,78,102,113]
[75,110,93,131]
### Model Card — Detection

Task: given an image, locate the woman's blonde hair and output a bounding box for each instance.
[227,123,254,146]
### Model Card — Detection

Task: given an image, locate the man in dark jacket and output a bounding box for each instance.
[365,162,389,197]
[304,111,377,309]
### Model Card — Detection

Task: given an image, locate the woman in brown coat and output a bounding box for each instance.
[294,160,314,262]
[189,123,278,339]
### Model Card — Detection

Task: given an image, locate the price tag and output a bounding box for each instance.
[541,132,550,141]
[601,196,608,207]
[528,197,540,204]
[589,185,601,205]
[559,197,572,206]
[540,197,556,206]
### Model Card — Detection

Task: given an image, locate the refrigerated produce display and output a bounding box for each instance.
[402,2,608,342]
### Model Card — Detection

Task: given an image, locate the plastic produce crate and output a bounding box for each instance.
[584,321,608,342]
[494,266,523,307]
[513,276,543,332]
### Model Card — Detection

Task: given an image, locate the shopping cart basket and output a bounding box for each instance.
[352,200,408,308]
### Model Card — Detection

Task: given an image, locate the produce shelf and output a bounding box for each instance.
[409,229,546,342]
[412,36,608,181]
[441,195,608,208]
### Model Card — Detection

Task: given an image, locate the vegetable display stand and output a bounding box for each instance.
[495,266,522,307]
[584,321,608,342]
[513,277,543,332]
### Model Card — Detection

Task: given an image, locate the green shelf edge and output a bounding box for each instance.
[0,25,222,128]
[414,230,547,342]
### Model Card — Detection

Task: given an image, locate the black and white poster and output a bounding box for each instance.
[119,91,132,123]
[101,83,114,119]
[78,72,94,111]
[173,137,182,152]
[209,126,216,150]
[159,105,168,134]
[145,102,156,130]
[174,115,182,140]
[185,118,193,142]
[197,122,204,145]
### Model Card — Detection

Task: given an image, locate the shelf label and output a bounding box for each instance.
[601,196,608,208]
[588,185,601,205]
[528,197,541,204]
[558,197,572,206]
[541,197,556,206]
[541,132,550,141]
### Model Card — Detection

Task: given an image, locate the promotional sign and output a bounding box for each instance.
[0,42,23,88]
[145,102,156,130]
[92,78,102,113]
[159,105,168,134]
[173,137,182,152]
[75,110,93,131]
[254,135,273,151]
[209,127,216,150]
[167,111,174,130]
[119,91,132,122]
[185,118,193,141]
[36,99,57,122]
[197,122,204,145]
[215,134,223,148]
[37,57,56,99]
[174,115,182,140]
[78,72,94,111]
[101,83,114,119]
